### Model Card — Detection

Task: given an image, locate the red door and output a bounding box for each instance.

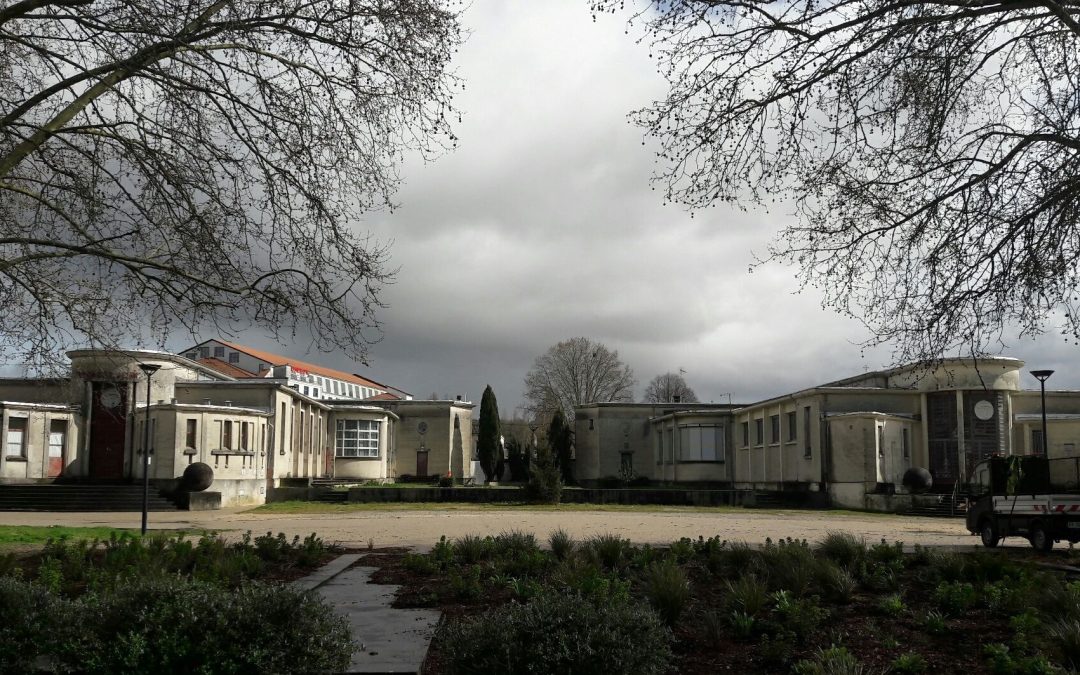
[89,382,128,479]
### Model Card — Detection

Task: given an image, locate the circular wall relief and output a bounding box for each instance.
[417,421,428,435]
[974,400,995,421]
[101,388,122,409]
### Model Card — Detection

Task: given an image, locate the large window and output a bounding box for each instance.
[6,417,26,457]
[336,419,379,458]
[769,415,780,444]
[678,425,725,462]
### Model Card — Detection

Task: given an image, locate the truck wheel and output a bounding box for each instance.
[1029,523,1054,553]
[980,520,1000,548]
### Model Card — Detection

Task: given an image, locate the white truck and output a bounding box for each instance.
[965,455,1080,551]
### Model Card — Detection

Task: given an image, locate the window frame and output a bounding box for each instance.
[769,415,780,445]
[335,419,380,458]
[5,416,27,457]
[786,411,797,443]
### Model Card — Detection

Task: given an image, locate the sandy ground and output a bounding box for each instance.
[0,506,1010,552]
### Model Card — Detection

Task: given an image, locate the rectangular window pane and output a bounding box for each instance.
[770,415,780,444]
[755,419,763,445]
[186,419,197,449]
[741,422,749,447]
[223,420,233,450]
[6,417,26,456]
[787,411,797,442]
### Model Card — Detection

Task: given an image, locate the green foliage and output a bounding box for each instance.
[449,566,483,599]
[524,442,563,504]
[792,645,867,675]
[493,530,539,557]
[933,580,978,616]
[508,577,543,601]
[56,577,353,675]
[700,609,726,647]
[877,593,906,617]
[452,535,493,564]
[583,533,635,571]
[773,590,828,637]
[1046,618,1080,671]
[816,560,857,604]
[441,593,673,675]
[727,610,757,639]
[668,537,695,563]
[547,409,574,484]
[890,652,928,674]
[477,385,501,483]
[643,560,690,626]
[549,528,575,561]
[725,574,769,617]
[815,532,867,570]
[551,559,631,604]
[984,643,1059,675]
[0,576,66,673]
[868,539,904,566]
[921,610,948,636]
[402,552,438,575]
[505,436,530,482]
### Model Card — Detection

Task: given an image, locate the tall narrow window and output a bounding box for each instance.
[878,425,886,457]
[803,406,812,458]
[769,415,780,444]
[902,428,910,459]
[5,417,26,457]
[185,419,198,450]
[241,421,250,451]
[279,403,286,453]
[786,411,797,442]
[754,418,764,446]
[741,421,749,447]
[223,420,233,450]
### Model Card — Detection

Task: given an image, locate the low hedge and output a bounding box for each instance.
[0,576,353,674]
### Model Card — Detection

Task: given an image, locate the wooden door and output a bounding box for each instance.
[47,420,66,478]
[416,449,429,478]
[89,382,128,479]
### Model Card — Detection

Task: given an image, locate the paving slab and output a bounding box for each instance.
[294,553,364,591]
[297,556,441,674]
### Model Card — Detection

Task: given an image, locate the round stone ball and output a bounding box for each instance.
[181,462,214,492]
[902,467,933,493]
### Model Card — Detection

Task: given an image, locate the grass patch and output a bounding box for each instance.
[0,525,183,548]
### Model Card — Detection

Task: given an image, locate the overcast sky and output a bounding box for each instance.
[177,0,1080,411]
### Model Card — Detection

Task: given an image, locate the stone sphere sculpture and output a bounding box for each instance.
[902,467,933,493]
[181,462,214,492]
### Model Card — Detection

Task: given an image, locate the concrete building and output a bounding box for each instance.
[576,358,1080,511]
[0,346,472,506]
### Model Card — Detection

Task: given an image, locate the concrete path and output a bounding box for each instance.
[297,554,441,675]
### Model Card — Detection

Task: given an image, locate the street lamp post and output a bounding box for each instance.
[1031,369,1054,457]
[138,363,161,535]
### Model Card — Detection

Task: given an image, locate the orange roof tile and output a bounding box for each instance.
[203,340,387,390]
[196,358,257,379]
[365,392,402,401]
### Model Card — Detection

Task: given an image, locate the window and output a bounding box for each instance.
[678,425,725,462]
[589,418,594,431]
[258,363,267,373]
[313,388,320,398]
[303,386,309,396]
[185,419,197,450]
[279,403,286,453]
[902,428,910,459]
[769,415,780,444]
[754,418,764,446]
[185,352,198,360]
[199,346,209,358]
[241,422,250,451]
[223,420,233,450]
[6,417,26,457]
[228,352,239,363]
[878,425,886,457]
[214,346,225,357]
[803,406,812,458]
[741,421,749,447]
[336,419,379,457]
[786,411,797,442]
[1033,429,1045,455]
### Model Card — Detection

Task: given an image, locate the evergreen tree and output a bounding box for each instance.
[477,385,501,483]
[548,409,574,484]
[524,442,562,505]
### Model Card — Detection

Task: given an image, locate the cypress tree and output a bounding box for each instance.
[548,409,574,484]
[477,385,501,483]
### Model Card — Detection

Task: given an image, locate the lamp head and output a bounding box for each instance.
[1031,369,1055,383]
[138,363,162,376]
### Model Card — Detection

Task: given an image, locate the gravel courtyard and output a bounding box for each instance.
[0,505,999,551]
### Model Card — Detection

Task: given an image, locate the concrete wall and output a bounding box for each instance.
[0,405,82,481]
[369,401,475,480]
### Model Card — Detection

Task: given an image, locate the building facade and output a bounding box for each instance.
[0,347,472,506]
[576,358,1080,510]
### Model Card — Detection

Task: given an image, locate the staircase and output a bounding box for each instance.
[0,484,181,511]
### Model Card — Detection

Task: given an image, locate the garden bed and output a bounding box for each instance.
[363,532,1080,674]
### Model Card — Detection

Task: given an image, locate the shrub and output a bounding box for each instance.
[524,443,563,504]
[493,530,539,558]
[0,577,67,673]
[934,581,977,616]
[441,593,673,675]
[54,577,353,674]
[984,643,1057,675]
[668,537,695,564]
[643,560,690,627]
[548,528,575,561]
[452,535,493,564]
[508,577,543,601]
[774,591,828,637]
[583,534,634,570]
[727,610,757,639]
[868,539,905,566]
[449,566,483,600]
[816,532,866,570]
[551,560,630,604]
[402,552,438,575]
[816,560,857,604]
[700,609,726,647]
[725,574,769,617]
[918,550,968,585]
[921,610,948,636]
[792,645,867,675]
[1047,618,1080,671]
[890,652,928,674]
[877,593,906,617]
